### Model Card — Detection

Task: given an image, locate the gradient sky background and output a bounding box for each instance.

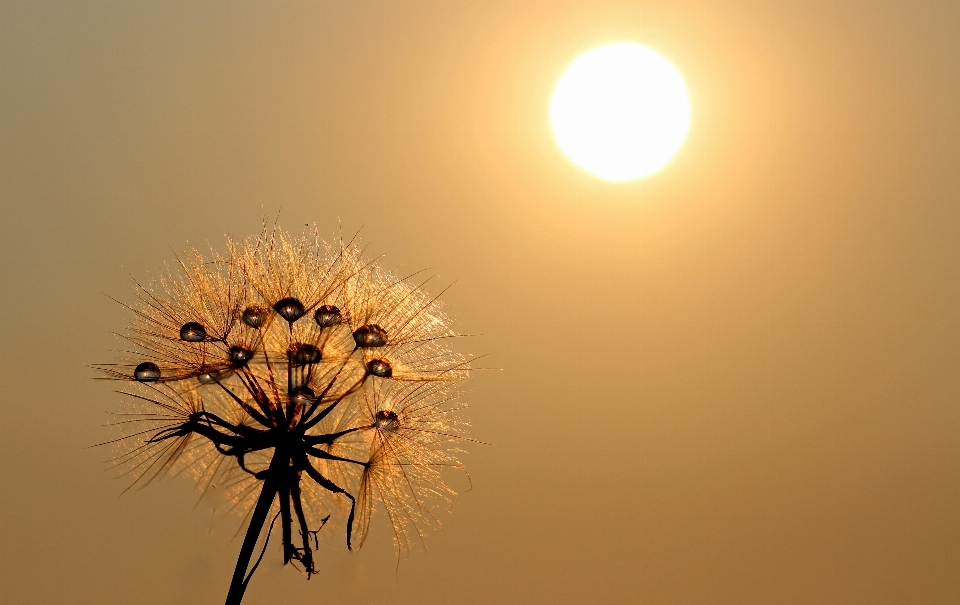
[2,1,959,604]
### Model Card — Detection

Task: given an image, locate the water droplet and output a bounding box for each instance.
[134,362,161,382]
[290,386,315,408]
[273,298,305,323]
[229,346,254,366]
[180,322,206,342]
[373,410,398,432]
[367,358,393,378]
[353,324,387,348]
[242,306,269,328]
[292,343,321,365]
[197,368,234,384]
[314,304,341,327]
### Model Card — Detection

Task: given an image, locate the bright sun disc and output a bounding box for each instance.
[550,43,690,181]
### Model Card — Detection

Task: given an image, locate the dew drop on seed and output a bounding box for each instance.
[373,410,398,432]
[367,358,393,378]
[292,343,321,365]
[273,298,305,323]
[290,386,315,407]
[197,368,233,384]
[354,324,387,348]
[242,306,269,328]
[180,322,206,342]
[134,362,161,382]
[229,346,254,366]
[314,305,341,328]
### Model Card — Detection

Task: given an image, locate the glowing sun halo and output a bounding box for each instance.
[550,43,691,181]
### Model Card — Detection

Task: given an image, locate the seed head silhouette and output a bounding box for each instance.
[96,226,473,605]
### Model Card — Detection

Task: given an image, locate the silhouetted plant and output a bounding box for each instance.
[96,226,473,605]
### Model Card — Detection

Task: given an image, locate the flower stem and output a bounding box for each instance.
[224,458,282,605]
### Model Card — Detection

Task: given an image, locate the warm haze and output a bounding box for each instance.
[1,2,959,605]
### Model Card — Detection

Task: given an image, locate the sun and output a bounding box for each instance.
[550,43,690,181]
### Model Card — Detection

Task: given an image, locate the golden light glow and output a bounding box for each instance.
[550,43,691,181]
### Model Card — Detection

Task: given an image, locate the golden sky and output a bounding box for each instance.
[1,1,959,604]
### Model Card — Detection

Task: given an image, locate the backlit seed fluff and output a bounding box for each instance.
[95,226,474,602]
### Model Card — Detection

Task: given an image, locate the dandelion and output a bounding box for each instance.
[95,226,473,605]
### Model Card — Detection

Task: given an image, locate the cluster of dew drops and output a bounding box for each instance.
[129,295,399,429]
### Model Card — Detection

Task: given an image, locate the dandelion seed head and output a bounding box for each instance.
[96,224,474,573]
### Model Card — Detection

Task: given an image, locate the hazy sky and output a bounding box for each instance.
[2,1,959,604]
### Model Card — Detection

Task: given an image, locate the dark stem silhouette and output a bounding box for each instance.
[224,456,281,605]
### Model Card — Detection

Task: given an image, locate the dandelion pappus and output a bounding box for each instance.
[95,225,477,605]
